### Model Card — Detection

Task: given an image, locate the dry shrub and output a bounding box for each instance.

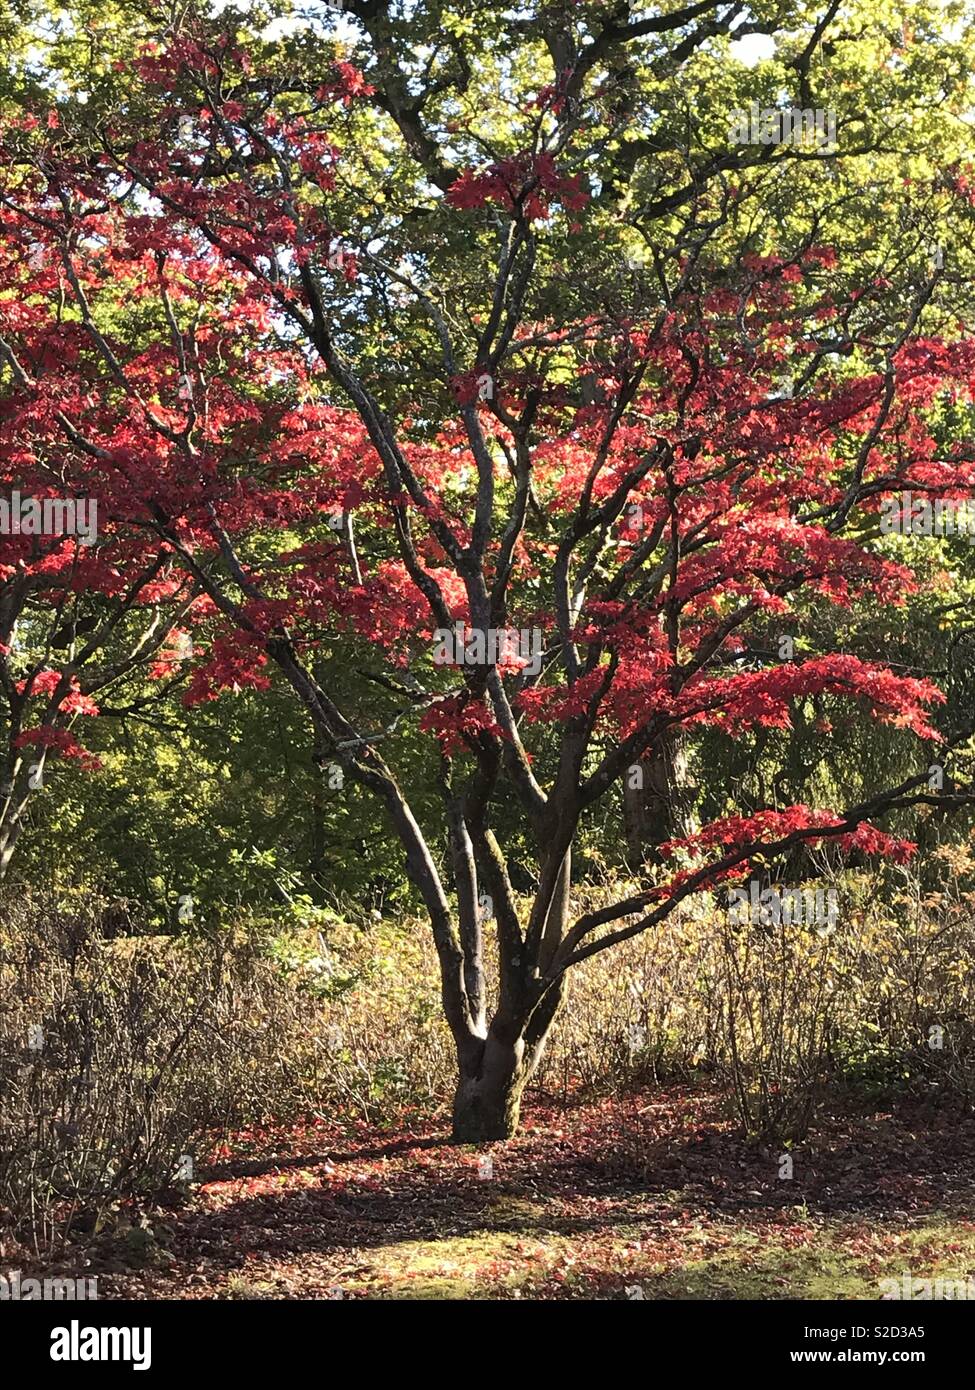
[4,851,975,1248]
[0,897,320,1248]
[548,854,975,1140]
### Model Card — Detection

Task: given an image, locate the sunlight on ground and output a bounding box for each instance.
[218,1218,975,1301]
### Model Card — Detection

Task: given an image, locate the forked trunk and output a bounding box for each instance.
[451,1032,527,1142]
[450,983,566,1143]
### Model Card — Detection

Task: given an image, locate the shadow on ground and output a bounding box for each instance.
[74,1086,975,1299]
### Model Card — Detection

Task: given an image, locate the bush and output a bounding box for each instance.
[4,853,975,1250]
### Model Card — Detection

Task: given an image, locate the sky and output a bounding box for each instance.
[211,2,783,59]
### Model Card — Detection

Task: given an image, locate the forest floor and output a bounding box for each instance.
[49,1085,975,1300]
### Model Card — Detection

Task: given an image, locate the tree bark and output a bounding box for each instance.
[623,730,695,866]
[450,976,566,1143]
[451,1030,528,1142]
[0,765,32,880]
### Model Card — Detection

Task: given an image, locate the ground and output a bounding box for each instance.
[56,1086,975,1300]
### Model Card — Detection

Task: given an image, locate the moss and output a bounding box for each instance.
[344,1216,975,1300]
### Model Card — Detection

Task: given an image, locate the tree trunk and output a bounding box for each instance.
[450,977,566,1143]
[623,730,695,867]
[451,1031,527,1142]
[0,830,17,879]
[0,779,28,881]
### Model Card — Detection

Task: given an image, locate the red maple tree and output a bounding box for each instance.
[2,34,975,1137]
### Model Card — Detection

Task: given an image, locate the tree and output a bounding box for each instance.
[0,202,200,874]
[0,522,199,879]
[4,3,975,1138]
